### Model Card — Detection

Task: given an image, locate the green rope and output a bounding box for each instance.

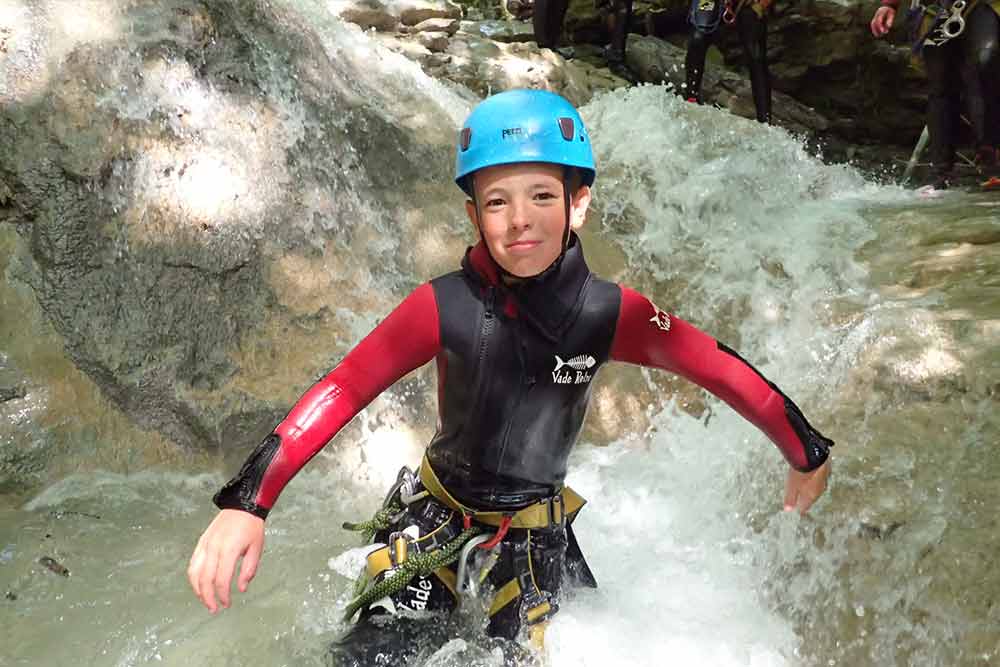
[342,526,483,622]
[342,503,403,543]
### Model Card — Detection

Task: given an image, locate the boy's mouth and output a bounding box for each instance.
[506,240,541,252]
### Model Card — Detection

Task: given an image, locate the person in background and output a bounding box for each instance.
[871,0,1000,190]
[532,0,637,80]
[684,0,774,123]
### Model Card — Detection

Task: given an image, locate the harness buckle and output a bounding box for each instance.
[388,531,411,567]
[547,494,566,529]
[521,590,559,625]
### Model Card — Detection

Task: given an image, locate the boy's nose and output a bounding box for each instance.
[509,200,531,229]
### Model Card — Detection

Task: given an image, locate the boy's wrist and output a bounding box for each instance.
[212,494,270,519]
[212,433,282,520]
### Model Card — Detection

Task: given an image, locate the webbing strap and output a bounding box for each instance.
[488,578,522,617]
[418,456,586,529]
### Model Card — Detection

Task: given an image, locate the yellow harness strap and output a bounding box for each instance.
[418,456,586,529]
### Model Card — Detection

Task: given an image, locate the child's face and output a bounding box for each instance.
[465,162,591,278]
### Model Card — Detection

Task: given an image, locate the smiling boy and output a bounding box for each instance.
[188,89,833,662]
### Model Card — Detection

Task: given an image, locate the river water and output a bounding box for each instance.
[1,7,998,667]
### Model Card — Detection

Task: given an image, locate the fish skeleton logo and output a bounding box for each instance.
[552,354,596,385]
[649,303,671,332]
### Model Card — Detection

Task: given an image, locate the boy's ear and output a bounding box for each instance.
[569,185,591,231]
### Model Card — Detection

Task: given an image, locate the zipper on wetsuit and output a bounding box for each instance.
[479,287,496,363]
[489,316,531,502]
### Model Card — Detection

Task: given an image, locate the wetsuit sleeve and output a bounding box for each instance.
[609,286,832,472]
[213,283,441,518]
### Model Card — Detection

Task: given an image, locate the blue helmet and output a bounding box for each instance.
[454,89,596,196]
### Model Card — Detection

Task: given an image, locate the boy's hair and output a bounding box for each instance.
[564,167,586,194]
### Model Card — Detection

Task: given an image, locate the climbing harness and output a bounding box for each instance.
[340,459,587,629]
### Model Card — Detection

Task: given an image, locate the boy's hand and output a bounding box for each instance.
[783,459,831,514]
[187,509,265,613]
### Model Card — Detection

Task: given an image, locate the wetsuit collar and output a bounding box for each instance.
[462,233,592,342]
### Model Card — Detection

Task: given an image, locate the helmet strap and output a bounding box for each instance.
[561,167,573,255]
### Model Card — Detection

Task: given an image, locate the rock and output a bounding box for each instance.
[38,556,70,577]
[436,35,624,107]
[504,0,535,20]
[459,19,536,43]
[0,0,459,459]
[331,0,401,31]
[374,33,434,60]
[416,30,452,51]
[0,384,26,403]
[395,0,463,25]
[447,32,504,60]
[402,17,460,35]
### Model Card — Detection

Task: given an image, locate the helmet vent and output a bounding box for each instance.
[459,127,472,151]
[558,117,574,141]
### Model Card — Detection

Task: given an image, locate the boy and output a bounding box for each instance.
[187,89,832,661]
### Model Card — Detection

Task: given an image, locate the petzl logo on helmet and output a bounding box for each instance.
[502,127,525,139]
[552,354,595,385]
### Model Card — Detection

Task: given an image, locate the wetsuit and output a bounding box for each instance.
[214,234,832,661]
[685,0,773,123]
[533,0,570,50]
[893,0,1000,184]
[534,0,635,78]
[597,0,635,75]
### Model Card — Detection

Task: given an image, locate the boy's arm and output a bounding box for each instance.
[213,282,441,517]
[609,286,832,472]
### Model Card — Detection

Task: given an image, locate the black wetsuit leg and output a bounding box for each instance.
[605,0,635,68]
[685,27,715,102]
[959,4,1000,155]
[486,525,568,640]
[685,0,724,102]
[735,7,772,123]
[534,0,571,49]
[923,39,963,179]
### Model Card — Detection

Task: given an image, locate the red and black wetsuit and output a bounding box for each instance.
[215,233,831,518]
[215,233,831,655]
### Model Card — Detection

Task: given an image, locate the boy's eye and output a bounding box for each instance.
[485,198,505,207]
[534,192,558,201]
